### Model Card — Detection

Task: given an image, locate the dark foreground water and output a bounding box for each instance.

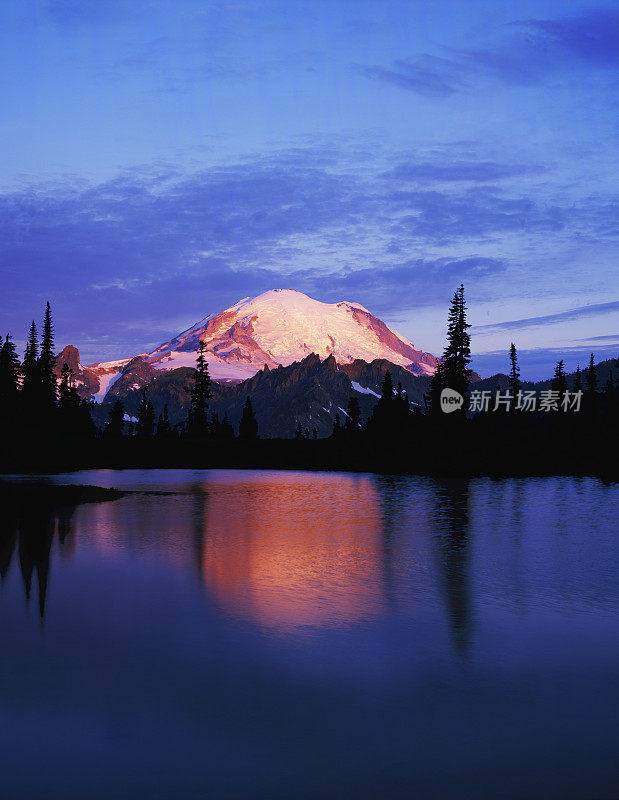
[0,470,617,800]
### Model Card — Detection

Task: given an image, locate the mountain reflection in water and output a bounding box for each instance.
[1,472,474,648]
[1,471,617,800]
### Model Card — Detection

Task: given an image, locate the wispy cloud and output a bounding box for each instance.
[474,301,619,332]
[1,140,615,361]
[362,7,619,97]
[359,56,461,97]
[384,161,549,183]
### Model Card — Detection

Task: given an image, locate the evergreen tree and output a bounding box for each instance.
[393,381,410,422]
[303,427,310,439]
[106,399,125,438]
[345,397,361,433]
[426,361,444,414]
[442,284,472,398]
[156,404,171,438]
[295,421,303,439]
[586,353,598,394]
[22,320,40,405]
[585,354,598,415]
[39,301,56,409]
[57,363,72,412]
[239,396,259,440]
[0,333,20,408]
[220,411,235,440]
[573,364,583,392]
[188,342,212,436]
[312,427,317,439]
[508,343,521,396]
[551,360,568,395]
[331,413,343,438]
[603,369,614,417]
[380,370,394,404]
[136,390,155,438]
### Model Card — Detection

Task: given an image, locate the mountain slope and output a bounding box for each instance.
[144,289,438,381]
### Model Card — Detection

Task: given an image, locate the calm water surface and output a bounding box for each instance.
[0,470,617,799]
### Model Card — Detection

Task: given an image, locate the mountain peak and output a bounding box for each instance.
[88,289,438,399]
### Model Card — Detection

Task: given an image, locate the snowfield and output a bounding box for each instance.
[144,289,437,382]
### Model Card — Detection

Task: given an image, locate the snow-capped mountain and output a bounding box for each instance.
[144,289,437,380]
[68,289,438,402]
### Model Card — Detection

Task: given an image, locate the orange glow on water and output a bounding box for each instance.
[199,473,385,629]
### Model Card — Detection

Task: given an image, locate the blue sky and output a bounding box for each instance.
[0,0,617,378]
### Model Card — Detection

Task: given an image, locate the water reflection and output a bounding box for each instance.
[430,480,471,654]
[0,473,473,646]
[196,474,386,628]
[1,471,618,800]
[0,499,76,618]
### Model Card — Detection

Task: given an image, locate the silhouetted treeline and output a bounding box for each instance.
[0,295,617,479]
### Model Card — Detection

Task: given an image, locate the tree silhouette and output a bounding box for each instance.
[551,360,568,396]
[508,343,521,397]
[442,284,472,398]
[345,397,361,434]
[331,413,343,438]
[585,353,598,415]
[39,301,57,410]
[239,396,259,440]
[156,404,172,438]
[426,361,444,414]
[573,364,583,392]
[106,399,125,438]
[22,320,40,409]
[0,333,20,417]
[220,411,235,440]
[136,389,155,438]
[188,341,212,437]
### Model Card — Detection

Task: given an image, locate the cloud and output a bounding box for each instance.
[474,301,619,332]
[516,8,619,67]
[388,187,566,244]
[577,334,619,342]
[361,7,619,96]
[360,56,461,97]
[384,161,548,183]
[1,141,615,361]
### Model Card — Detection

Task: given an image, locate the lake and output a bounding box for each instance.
[0,470,617,799]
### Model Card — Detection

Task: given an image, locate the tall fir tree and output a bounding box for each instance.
[0,333,20,408]
[551,360,568,395]
[573,364,583,392]
[295,420,303,439]
[331,413,343,438]
[380,369,394,405]
[586,353,598,394]
[585,353,598,415]
[239,396,259,440]
[426,361,444,414]
[188,341,212,437]
[508,343,521,397]
[106,398,125,438]
[39,301,57,409]
[220,411,235,440]
[156,404,171,438]
[22,320,40,405]
[442,284,472,398]
[136,390,155,438]
[345,396,361,433]
[393,381,410,423]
